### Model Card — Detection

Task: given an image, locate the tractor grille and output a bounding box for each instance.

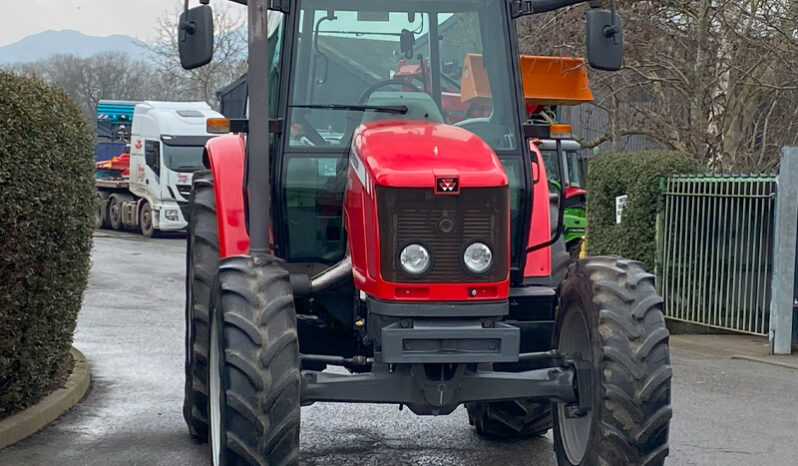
[378,186,509,283]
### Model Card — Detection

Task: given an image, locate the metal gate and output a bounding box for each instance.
[658,175,777,335]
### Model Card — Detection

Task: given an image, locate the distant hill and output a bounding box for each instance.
[0,30,144,65]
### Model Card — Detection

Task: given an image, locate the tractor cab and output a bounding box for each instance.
[279,1,528,270]
[177,3,672,466]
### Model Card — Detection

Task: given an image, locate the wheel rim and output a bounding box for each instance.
[557,307,593,464]
[209,310,222,465]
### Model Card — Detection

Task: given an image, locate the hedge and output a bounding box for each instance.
[586,150,704,268]
[0,73,95,414]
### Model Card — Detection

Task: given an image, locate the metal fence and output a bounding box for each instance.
[658,175,777,335]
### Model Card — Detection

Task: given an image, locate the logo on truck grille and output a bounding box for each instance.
[436,177,459,194]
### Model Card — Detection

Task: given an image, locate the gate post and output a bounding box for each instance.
[769,147,798,355]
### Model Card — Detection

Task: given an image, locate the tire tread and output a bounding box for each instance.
[554,256,672,465]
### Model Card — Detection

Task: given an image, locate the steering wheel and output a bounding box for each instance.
[357,79,423,105]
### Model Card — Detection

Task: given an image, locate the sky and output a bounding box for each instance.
[0,0,245,48]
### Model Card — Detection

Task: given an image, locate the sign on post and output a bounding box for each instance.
[615,195,628,224]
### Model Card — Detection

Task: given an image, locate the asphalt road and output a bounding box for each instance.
[1,231,796,465]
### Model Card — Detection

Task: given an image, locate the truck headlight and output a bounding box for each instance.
[164,209,179,221]
[463,242,493,274]
[399,243,431,276]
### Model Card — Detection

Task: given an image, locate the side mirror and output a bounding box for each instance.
[179,5,214,70]
[586,9,623,71]
[400,29,415,59]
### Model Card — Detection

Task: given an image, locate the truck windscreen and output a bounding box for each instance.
[162,145,206,173]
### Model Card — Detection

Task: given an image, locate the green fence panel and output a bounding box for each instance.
[658,175,777,335]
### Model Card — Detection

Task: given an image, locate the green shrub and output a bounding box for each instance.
[0,73,95,414]
[586,150,704,268]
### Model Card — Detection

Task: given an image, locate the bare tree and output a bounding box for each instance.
[142,1,247,107]
[518,0,798,171]
[5,52,170,122]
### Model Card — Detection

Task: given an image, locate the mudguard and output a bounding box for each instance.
[204,135,250,257]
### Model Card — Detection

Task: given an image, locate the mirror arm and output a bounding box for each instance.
[604,0,621,37]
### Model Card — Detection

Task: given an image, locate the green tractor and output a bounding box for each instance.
[540,136,587,258]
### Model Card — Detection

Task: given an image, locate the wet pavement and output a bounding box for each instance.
[0,231,796,465]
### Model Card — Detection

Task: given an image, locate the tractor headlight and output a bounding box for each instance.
[399,243,431,276]
[164,209,179,221]
[463,242,493,274]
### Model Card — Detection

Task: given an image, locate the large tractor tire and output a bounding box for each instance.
[467,399,552,438]
[209,255,301,466]
[183,170,218,442]
[554,257,672,465]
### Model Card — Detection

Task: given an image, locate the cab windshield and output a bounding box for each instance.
[162,144,207,173]
[289,0,519,151]
[541,142,585,188]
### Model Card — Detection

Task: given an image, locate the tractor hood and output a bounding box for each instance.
[352,120,507,189]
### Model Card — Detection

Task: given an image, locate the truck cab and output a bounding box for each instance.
[128,101,223,234]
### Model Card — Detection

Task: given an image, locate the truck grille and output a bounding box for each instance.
[378,186,509,283]
[176,184,192,200]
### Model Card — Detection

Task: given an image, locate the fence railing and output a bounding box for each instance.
[658,175,777,335]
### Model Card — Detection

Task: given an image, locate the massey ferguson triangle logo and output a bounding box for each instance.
[436,177,459,194]
[135,140,142,150]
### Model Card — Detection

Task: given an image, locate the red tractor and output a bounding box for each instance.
[178,1,671,465]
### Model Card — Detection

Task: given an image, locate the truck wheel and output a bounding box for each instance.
[140,201,154,238]
[184,171,218,442]
[554,257,672,466]
[467,400,551,437]
[94,192,108,229]
[209,255,301,466]
[108,195,123,230]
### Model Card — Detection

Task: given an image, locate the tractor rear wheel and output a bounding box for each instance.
[209,255,301,466]
[467,399,552,438]
[183,171,218,442]
[553,257,672,465]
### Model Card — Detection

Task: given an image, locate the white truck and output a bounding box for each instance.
[95,101,223,237]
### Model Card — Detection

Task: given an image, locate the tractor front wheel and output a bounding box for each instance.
[553,257,672,465]
[209,255,301,466]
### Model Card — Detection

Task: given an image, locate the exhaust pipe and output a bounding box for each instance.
[290,256,352,296]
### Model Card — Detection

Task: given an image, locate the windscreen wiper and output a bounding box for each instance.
[289,104,408,115]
